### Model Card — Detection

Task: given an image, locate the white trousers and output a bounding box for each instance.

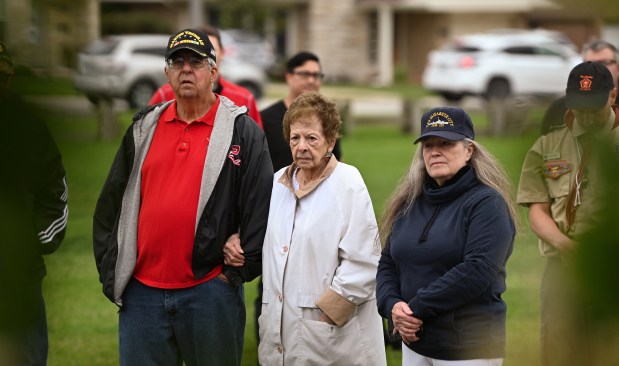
[402,345,503,366]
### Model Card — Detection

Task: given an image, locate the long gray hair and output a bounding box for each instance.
[379,138,520,245]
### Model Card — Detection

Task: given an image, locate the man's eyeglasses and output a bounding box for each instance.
[594,59,617,66]
[292,71,325,80]
[166,56,208,70]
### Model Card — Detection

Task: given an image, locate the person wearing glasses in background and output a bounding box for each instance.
[540,40,618,135]
[93,28,273,366]
[0,41,68,366]
[518,62,618,366]
[149,24,264,129]
[261,51,342,171]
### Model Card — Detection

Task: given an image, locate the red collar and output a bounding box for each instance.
[160,97,220,125]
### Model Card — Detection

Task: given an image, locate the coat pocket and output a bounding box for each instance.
[299,316,369,366]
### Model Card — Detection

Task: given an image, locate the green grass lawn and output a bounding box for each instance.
[42,105,544,365]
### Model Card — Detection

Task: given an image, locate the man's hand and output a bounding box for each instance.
[529,202,577,254]
[223,233,244,267]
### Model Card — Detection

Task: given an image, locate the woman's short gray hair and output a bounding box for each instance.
[283,91,341,143]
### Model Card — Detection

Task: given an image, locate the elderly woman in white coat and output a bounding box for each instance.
[224,91,386,365]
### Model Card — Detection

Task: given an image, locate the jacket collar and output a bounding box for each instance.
[278,155,338,199]
[423,166,478,205]
[565,108,617,138]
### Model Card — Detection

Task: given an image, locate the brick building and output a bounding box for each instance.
[1,0,614,83]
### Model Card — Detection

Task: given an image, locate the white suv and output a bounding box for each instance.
[74,34,267,108]
[421,29,581,101]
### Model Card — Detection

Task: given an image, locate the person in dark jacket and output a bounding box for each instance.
[0,41,68,366]
[376,106,518,365]
[92,28,273,366]
[261,51,341,172]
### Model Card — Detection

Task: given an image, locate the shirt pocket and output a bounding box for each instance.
[543,160,572,198]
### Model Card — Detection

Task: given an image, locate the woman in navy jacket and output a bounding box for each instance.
[376,107,518,366]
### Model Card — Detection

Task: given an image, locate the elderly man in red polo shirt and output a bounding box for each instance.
[93,28,273,366]
[149,24,264,129]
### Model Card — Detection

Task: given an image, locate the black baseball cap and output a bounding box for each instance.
[565,61,614,110]
[165,28,216,61]
[414,107,475,144]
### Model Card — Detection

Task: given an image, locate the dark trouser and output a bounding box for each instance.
[0,278,48,366]
[540,257,591,366]
[119,277,245,366]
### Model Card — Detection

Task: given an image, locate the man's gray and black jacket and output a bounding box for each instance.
[93,97,273,306]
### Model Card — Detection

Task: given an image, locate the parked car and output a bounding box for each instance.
[74,34,267,108]
[220,56,266,100]
[421,29,582,101]
[220,29,276,72]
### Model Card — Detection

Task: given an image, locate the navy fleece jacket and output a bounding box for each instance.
[376,166,515,360]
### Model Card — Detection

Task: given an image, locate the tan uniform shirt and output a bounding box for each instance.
[517,109,618,256]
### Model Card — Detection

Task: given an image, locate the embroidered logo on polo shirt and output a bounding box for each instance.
[228,145,241,166]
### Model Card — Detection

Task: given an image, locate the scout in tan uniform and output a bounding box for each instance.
[540,40,619,135]
[517,61,618,366]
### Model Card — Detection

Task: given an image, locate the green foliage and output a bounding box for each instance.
[574,144,619,324]
[393,64,410,85]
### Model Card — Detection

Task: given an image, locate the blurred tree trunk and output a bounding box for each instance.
[97,97,120,141]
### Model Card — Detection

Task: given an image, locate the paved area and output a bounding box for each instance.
[27,83,487,121]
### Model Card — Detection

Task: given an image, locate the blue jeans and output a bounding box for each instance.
[119,276,245,366]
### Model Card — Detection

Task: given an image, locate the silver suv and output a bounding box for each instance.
[422,29,581,101]
[221,29,276,72]
[74,34,267,108]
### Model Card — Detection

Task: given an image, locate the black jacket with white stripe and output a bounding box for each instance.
[0,93,68,279]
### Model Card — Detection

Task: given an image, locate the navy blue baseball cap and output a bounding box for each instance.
[414,107,475,144]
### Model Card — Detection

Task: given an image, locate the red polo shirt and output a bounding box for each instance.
[134,98,222,289]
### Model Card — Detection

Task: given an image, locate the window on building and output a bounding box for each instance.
[368,11,378,63]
